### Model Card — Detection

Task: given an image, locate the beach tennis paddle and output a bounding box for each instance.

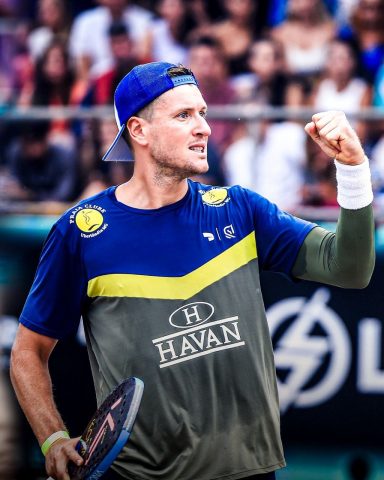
[48,376,144,480]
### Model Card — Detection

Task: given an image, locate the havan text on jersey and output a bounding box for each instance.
[152,302,245,368]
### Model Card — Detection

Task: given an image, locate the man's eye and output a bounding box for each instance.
[178,112,189,118]
[200,111,207,118]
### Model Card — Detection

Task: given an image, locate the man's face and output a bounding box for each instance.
[288,0,317,18]
[188,46,226,85]
[325,42,355,78]
[22,138,48,160]
[249,41,279,81]
[356,0,383,27]
[99,0,127,15]
[144,84,211,180]
[111,34,133,60]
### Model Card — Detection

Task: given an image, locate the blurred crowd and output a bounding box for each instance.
[0,0,383,212]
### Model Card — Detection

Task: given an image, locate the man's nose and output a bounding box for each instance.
[193,114,211,137]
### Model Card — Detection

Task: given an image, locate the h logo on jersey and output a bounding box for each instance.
[169,302,214,328]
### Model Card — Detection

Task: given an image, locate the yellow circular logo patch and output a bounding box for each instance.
[75,209,104,233]
[201,188,228,206]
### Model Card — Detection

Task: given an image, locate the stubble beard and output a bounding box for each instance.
[149,141,209,186]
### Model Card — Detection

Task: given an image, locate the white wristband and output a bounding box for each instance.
[334,157,373,210]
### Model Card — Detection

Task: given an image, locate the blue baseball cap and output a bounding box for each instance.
[102,62,198,162]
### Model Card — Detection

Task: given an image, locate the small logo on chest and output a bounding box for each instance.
[202,224,236,242]
[200,188,230,207]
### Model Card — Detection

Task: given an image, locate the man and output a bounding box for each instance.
[92,21,139,105]
[4,120,78,202]
[68,0,152,93]
[10,62,375,480]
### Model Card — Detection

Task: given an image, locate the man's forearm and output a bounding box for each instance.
[11,326,84,479]
[296,111,375,288]
[10,344,67,446]
[292,204,375,288]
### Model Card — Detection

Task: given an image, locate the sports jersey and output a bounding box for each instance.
[20,180,315,480]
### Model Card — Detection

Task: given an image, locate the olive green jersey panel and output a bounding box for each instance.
[83,259,285,480]
[292,205,375,288]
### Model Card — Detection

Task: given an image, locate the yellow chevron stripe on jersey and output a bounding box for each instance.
[87,231,257,300]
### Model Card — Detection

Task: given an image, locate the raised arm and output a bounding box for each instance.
[292,111,375,286]
[10,325,83,480]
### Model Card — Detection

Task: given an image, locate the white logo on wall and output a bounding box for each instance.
[152,302,245,368]
[267,288,351,412]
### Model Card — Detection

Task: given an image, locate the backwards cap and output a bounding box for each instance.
[102,62,198,162]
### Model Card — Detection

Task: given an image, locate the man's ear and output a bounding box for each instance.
[127,117,149,146]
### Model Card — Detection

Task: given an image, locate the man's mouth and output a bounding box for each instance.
[189,145,205,153]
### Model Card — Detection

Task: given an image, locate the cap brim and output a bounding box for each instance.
[102,125,133,162]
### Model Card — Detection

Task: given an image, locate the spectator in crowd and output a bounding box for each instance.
[9,20,35,104]
[223,77,309,211]
[141,0,197,65]
[185,0,222,32]
[92,21,139,105]
[0,0,14,17]
[271,0,336,78]
[309,38,371,141]
[207,0,268,76]
[68,0,153,94]
[76,116,133,201]
[27,0,71,61]
[267,0,339,27]
[18,39,75,109]
[187,35,237,156]
[226,37,291,181]
[232,37,288,105]
[3,120,78,202]
[17,39,79,148]
[0,5,17,105]
[0,71,12,106]
[371,62,384,198]
[338,0,384,83]
[368,120,384,202]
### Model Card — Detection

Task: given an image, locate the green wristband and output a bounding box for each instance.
[41,430,70,456]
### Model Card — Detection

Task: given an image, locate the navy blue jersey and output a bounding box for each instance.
[20,180,315,479]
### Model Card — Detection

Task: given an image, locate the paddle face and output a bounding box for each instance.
[68,377,144,480]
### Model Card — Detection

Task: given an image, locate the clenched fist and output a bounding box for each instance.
[305,111,366,166]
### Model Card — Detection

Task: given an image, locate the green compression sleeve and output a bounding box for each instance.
[291,205,375,288]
